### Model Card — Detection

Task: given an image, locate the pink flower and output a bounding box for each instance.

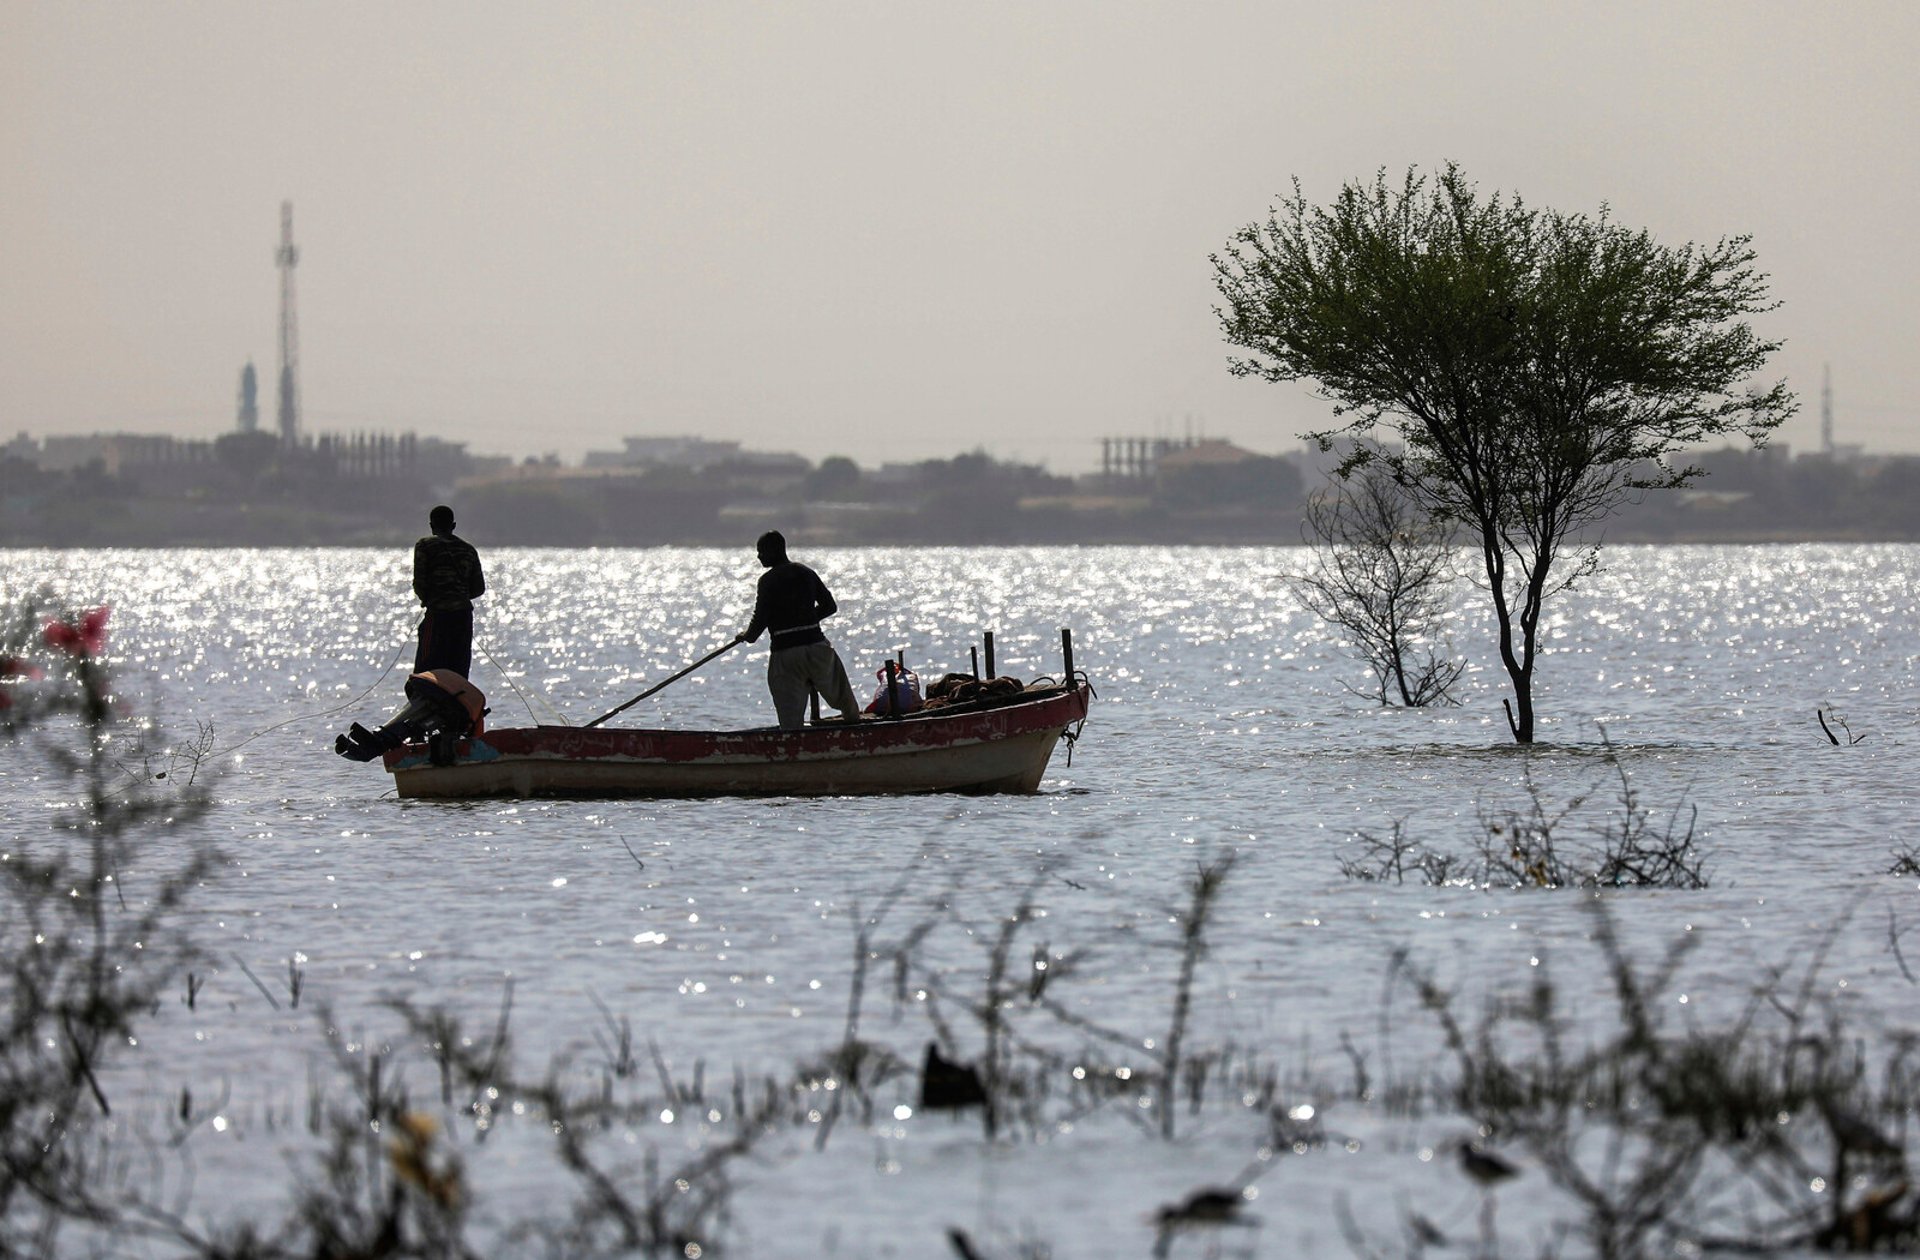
[43,606,111,657]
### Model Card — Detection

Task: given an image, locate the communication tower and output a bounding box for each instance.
[275,202,301,447]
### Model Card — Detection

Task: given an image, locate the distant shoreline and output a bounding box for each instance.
[8,533,1920,551]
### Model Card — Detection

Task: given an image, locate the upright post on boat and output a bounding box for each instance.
[883,659,903,720]
[984,631,996,679]
[970,646,980,680]
[1061,627,1074,685]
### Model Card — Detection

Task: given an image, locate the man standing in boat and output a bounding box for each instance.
[413,504,485,678]
[734,530,860,728]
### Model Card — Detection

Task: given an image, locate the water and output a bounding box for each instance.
[4,544,1918,1256]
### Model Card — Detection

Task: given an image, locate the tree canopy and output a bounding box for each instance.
[1214,166,1795,741]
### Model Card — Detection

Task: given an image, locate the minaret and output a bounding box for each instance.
[236,360,259,432]
[1820,363,1833,456]
[275,202,301,447]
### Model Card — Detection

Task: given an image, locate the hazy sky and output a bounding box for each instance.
[4,2,1915,473]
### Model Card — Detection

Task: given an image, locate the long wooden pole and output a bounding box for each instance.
[585,640,741,728]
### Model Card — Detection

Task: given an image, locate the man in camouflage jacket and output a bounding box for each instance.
[413,504,485,677]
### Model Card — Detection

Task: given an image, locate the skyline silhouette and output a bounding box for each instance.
[4,4,1916,470]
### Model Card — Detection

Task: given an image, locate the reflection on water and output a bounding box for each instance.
[5,543,1917,982]
[2,543,1917,1252]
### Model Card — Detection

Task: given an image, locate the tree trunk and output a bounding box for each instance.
[1503,560,1551,745]
[1391,641,1414,707]
[1481,528,1535,744]
[1503,681,1535,743]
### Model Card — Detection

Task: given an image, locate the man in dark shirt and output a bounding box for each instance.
[412,504,486,678]
[734,530,860,728]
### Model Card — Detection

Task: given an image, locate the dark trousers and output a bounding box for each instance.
[415,609,474,678]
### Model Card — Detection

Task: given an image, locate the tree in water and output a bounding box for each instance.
[1293,462,1463,707]
[1214,166,1794,742]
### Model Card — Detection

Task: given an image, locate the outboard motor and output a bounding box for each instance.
[335,669,487,763]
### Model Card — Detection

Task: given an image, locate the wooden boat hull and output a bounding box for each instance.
[382,684,1090,799]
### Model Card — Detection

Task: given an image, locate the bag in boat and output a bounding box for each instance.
[335,669,488,763]
[863,664,922,715]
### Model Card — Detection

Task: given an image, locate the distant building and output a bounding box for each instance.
[312,432,416,479]
[584,435,730,468]
[38,434,123,473]
[1099,435,1199,481]
[1151,438,1261,473]
[584,435,807,472]
[867,462,929,487]
[26,434,218,496]
[1675,488,1752,509]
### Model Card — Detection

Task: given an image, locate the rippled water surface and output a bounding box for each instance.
[4,544,1918,1256]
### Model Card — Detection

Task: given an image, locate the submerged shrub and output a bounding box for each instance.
[1378,903,1919,1256]
[1339,735,1709,890]
[0,597,216,1254]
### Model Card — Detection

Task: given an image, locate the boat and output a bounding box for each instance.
[379,681,1092,799]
